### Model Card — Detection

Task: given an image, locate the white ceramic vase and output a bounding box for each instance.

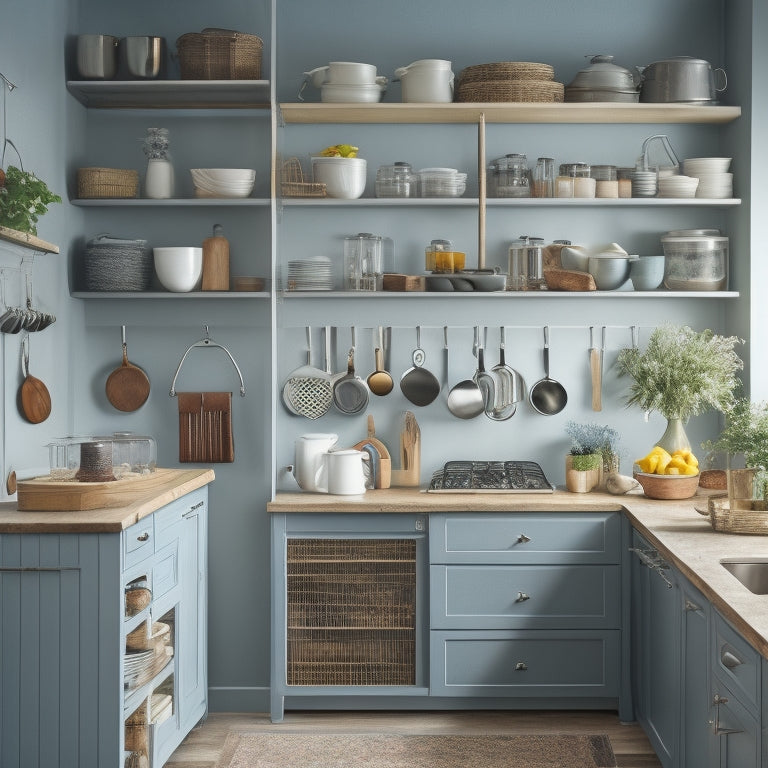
[145,157,174,199]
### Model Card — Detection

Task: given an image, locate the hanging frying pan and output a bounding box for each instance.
[105,325,150,412]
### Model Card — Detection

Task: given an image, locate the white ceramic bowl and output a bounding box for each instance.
[153,247,203,292]
[588,254,635,290]
[320,83,385,103]
[630,255,665,290]
[190,169,256,198]
[311,157,367,199]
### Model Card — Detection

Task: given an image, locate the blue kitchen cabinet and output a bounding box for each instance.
[0,485,208,768]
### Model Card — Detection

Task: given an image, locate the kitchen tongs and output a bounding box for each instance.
[169,325,246,397]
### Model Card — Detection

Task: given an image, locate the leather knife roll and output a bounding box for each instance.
[177,391,234,463]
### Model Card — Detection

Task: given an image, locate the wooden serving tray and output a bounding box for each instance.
[17,468,189,511]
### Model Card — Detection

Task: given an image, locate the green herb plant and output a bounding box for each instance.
[0,165,62,235]
[615,324,743,422]
[565,421,620,471]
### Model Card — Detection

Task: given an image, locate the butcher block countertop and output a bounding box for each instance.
[270,487,768,660]
[0,468,215,533]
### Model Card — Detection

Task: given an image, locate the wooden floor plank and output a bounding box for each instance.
[165,711,662,767]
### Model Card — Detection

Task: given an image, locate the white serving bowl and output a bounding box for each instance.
[311,157,367,199]
[190,168,256,198]
[683,157,732,174]
[153,247,203,292]
[320,82,386,103]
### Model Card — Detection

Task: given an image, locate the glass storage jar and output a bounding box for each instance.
[592,165,619,198]
[507,235,545,290]
[374,162,418,198]
[488,154,531,197]
[661,231,728,291]
[556,162,596,198]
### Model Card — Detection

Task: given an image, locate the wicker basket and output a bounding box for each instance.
[458,61,555,84]
[82,235,152,292]
[709,496,768,534]
[77,168,138,199]
[176,29,263,80]
[280,157,326,198]
[456,79,564,103]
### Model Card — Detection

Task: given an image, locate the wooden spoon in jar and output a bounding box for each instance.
[19,333,51,424]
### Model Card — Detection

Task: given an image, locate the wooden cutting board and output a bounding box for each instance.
[17,468,195,511]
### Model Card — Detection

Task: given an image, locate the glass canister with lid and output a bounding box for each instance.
[344,233,385,291]
[661,229,728,291]
[425,238,465,273]
[507,235,545,290]
[375,161,418,198]
[488,153,531,197]
[556,162,596,198]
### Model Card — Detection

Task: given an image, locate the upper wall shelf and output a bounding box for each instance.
[0,225,59,254]
[66,80,271,109]
[279,102,742,125]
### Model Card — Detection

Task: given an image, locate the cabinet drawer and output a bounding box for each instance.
[430,564,620,629]
[123,518,155,569]
[713,612,760,712]
[430,513,621,565]
[155,489,207,549]
[430,629,620,698]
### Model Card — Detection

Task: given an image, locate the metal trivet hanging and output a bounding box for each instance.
[427,460,554,493]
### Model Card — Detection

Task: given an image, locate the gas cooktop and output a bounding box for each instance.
[427,460,554,493]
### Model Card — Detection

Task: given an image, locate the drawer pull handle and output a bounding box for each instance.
[711,694,744,735]
[189,501,204,512]
[721,650,743,669]
[515,591,530,602]
[517,534,531,544]
[136,532,150,542]
[515,662,528,671]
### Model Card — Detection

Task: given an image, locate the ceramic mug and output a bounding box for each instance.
[325,449,368,495]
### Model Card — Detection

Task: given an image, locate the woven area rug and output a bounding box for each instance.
[216,732,618,768]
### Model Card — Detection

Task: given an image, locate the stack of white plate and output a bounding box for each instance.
[418,168,467,197]
[682,157,733,198]
[286,257,334,291]
[657,175,699,198]
[190,168,256,198]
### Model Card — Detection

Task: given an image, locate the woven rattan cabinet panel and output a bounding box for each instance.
[287,538,417,686]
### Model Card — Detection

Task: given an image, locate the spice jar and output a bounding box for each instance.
[556,162,596,198]
[592,165,619,198]
[507,235,545,290]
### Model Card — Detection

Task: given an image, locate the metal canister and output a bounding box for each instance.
[507,236,545,291]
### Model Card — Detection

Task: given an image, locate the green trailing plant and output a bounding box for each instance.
[565,421,620,471]
[0,165,62,235]
[615,324,743,422]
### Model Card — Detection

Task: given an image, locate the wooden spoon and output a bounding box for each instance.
[105,326,150,412]
[19,333,51,424]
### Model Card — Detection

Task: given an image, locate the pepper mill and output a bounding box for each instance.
[202,224,230,291]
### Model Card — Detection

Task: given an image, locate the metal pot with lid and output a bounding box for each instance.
[640,56,727,104]
[565,54,641,103]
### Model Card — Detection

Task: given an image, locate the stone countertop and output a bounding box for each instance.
[0,468,215,533]
[269,487,768,659]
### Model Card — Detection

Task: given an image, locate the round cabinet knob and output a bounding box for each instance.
[515,662,528,671]
[515,591,531,602]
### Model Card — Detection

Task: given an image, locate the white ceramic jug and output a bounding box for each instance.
[293,433,338,491]
[315,449,369,495]
[394,59,454,103]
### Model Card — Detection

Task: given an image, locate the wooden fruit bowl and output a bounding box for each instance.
[634,470,700,500]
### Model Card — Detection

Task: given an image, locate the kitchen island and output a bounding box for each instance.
[0,468,214,768]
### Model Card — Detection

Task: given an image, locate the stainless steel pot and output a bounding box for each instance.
[640,56,727,104]
[76,34,119,79]
[121,36,166,79]
[565,54,641,103]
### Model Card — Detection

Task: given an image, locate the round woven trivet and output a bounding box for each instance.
[458,61,555,84]
[455,79,564,103]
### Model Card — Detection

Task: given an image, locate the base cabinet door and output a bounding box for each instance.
[710,681,761,768]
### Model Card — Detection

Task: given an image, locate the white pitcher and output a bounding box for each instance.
[293,433,338,492]
[315,449,368,495]
[394,59,454,103]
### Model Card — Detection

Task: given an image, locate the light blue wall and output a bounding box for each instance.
[0,0,764,715]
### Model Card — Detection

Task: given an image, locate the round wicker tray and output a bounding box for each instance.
[458,61,555,83]
[455,79,564,103]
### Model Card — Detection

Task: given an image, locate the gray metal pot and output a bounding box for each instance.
[121,36,167,79]
[565,54,641,103]
[76,34,119,79]
[640,56,727,104]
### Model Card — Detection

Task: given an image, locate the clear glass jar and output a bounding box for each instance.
[617,167,634,198]
[375,161,418,198]
[556,162,596,198]
[591,165,619,198]
[507,235,545,290]
[344,233,384,291]
[489,153,531,197]
[532,157,556,197]
[425,238,452,272]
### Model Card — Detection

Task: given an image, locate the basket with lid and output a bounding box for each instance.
[176,28,263,80]
[81,235,152,291]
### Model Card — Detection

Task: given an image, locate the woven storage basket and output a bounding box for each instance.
[280,157,326,198]
[459,61,555,84]
[456,79,564,103]
[82,235,152,292]
[709,497,768,534]
[176,29,263,80]
[77,167,138,199]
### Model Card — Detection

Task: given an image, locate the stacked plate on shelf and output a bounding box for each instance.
[683,157,733,198]
[286,257,334,291]
[657,174,699,198]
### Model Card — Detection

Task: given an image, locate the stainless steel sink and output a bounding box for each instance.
[721,559,768,594]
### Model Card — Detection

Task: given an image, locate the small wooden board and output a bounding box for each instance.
[17,468,191,511]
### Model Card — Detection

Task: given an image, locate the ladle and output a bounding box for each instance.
[19,333,51,424]
[445,326,484,419]
[529,325,568,416]
[366,326,394,396]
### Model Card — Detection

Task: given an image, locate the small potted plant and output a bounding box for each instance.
[615,324,743,455]
[703,398,768,510]
[0,164,61,235]
[565,421,620,493]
